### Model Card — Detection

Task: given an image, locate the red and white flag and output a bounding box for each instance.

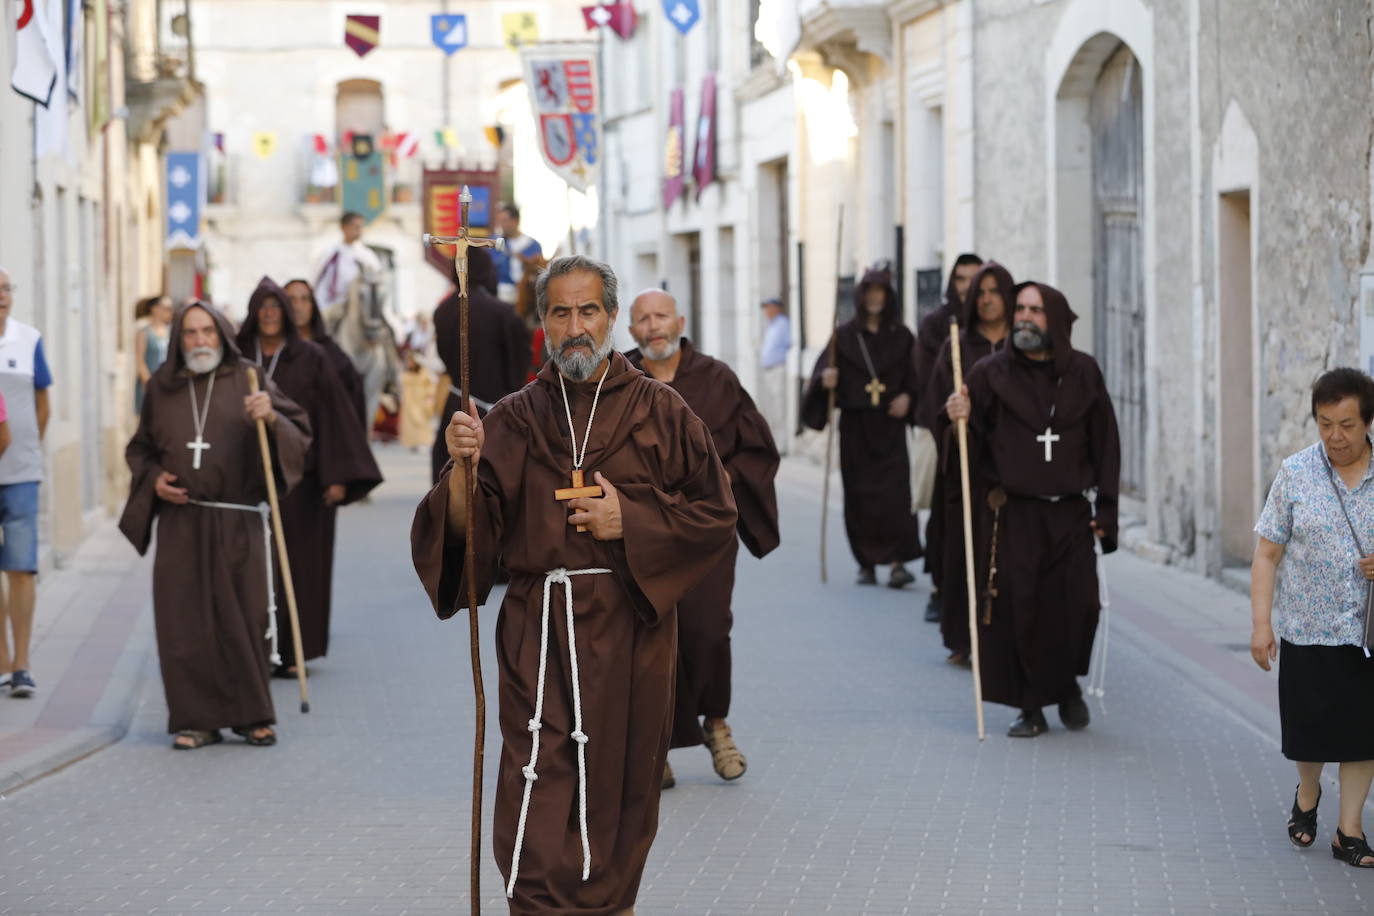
[11,0,62,106]
[393,131,419,158]
[581,2,636,40]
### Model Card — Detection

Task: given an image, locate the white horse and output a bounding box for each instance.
[330,266,400,434]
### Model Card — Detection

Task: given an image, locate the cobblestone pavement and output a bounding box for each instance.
[1,447,1371,914]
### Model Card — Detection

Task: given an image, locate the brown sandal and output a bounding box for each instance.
[703,722,747,781]
[172,729,222,750]
[232,725,277,746]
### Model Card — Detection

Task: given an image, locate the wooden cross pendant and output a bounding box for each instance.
[865,377,887,407]
[554,469,603,533]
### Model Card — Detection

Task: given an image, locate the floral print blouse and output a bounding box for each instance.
[1256,441,1374,646]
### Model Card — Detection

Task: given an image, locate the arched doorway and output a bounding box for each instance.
[1090,43,1146,497]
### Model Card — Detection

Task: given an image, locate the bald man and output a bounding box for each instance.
[626,290,780,788]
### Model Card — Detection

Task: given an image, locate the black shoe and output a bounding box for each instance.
[923,592,942,622]
[9,670,35,698]
[887,565,915,589]
[856,567,877,586]
[1007,708,1048,738]
[1058,694,1090,730]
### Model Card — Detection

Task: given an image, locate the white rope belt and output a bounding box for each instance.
[506,566,611,899]
[188,499,280,666]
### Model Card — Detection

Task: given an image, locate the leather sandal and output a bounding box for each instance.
[661,761,675,790]
[1288,785,1320,848]
[1332,828,1374,867]
[232,725,277,747]
[172,729,222,750]
[703,722,747,780]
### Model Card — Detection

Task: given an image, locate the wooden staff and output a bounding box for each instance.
[820,205,844,584]
[423,188,501,915]
[949,318,985,741]
[246,368,311,714]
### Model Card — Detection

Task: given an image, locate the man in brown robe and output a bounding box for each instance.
[284,277,368,426]
[922,261,1014,664]
[411,255,737,915]
[625,289,780,789]
[946,281,1121,738]
[431,246,530,483]
[119,302,311,749]
[802,264,922,588]
[237,278,382,676]
[915,253,983,622]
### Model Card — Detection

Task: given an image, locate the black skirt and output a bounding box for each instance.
[1279,639,1374,762]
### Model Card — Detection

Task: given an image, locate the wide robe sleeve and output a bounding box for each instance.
[800,339,836,432]
[719,388,781,559]
[895,330,923,426]
[311,355,383,504]
[610,399,738,626]
[118,388,167,556]
[1086,362,1122,554]
[263,369,313,498]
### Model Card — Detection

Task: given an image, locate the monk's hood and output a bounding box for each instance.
[156,301,246,388]
[235,276,297,353]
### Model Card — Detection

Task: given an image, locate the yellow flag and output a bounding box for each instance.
[442,126,462,151]
[501,12,539,49]
[252,132,278,159]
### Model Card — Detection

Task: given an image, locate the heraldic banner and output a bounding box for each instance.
[421,166,500,279]
[521,44,601,193]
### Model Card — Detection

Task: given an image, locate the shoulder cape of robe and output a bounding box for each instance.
[626,339,780,747]
[411,350,737,915]
[800,319,923,567]
[118,303,311,733]
[963,316,1122,711]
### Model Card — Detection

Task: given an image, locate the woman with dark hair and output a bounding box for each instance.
[801,263,923,587]
[1252,367,1374,868]
[134,296,173,414]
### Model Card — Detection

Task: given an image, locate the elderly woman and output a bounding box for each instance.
[1252,367,1374,868]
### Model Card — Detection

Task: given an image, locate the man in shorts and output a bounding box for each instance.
[0,267,53,697]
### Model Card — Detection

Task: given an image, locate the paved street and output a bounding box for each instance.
[0,445,1371,914]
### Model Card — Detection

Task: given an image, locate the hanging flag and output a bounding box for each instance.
[662,88,685,209]
[501,12,539,49]
[341,140,386,224]
[692,73,716,199]
[213,132,225,153]
[165,151,204,250]
[394,131,419,159]
[483,125,505,147]
[431,13,467,55]
[312,133,328,155]
[345,14,380,58]
[87,0,109,131]
[522,44,601,192]
[252,132,278,158]
[662,0,700,36]
[34,0,68,157]
[422,166,500,277]
[581,2,637,40]
[12,0,61,105]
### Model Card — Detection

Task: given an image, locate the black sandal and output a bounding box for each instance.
[1288,785,1320,848]
[172,729,222,750]
[232,725,277,747]
[1331,828,1374,867]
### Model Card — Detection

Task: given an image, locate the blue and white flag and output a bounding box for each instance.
[431,14,468,55]
[165,152,204,250]
[661,0,699,35]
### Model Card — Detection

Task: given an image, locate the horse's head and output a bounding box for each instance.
[347,266,390,343]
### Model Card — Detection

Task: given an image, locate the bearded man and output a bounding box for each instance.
[625,289,780,789]
[120,302,311,750]
[411,255,737,915]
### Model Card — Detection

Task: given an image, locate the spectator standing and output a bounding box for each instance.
[0,267,53,698]
[758,297,792,449]
[134,296,173,414]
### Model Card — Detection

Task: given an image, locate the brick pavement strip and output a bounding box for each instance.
[1,449,1372,914]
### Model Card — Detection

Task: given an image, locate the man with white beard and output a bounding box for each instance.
[119,302,312,751]
[625,289,780,789]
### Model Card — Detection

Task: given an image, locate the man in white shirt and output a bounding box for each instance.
[758,297,792,451]
[313,211,382,320]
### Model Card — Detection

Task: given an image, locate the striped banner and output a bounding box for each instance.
[345,14,380,58]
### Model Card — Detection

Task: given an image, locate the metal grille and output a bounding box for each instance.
[1091,44,1146,497]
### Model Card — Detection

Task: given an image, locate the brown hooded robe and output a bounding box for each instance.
[119,302,312,733]
[238,277,383,665]
[625,339,781,748]
[411,351,737,915]
[962,282,1121,711]
[923,261,1015,657]
[287,277,368,426]
[431,247,531,483]
[802,268,923,569]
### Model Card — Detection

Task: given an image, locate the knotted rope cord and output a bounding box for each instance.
[505,566,611,899]
[188,499,280,665]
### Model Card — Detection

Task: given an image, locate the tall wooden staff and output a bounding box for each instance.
[423,188,502,915]
[949,318,986,740]
[819,205,844,584]
[245,368,311,714]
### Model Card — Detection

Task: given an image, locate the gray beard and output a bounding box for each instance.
[637,335,680,361]
[1012,322,1050,354]
[551,332,615,381]
[184,346,223,375]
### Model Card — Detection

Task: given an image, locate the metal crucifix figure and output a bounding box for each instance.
[422,186,503,915]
